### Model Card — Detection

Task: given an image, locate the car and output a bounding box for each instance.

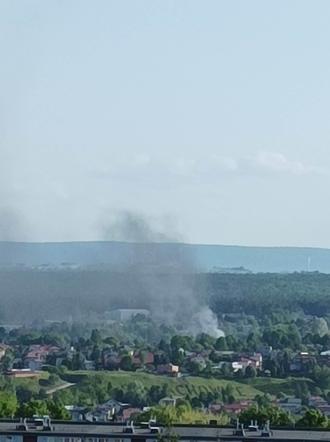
[150,427,161,434]
[248,424,259,432]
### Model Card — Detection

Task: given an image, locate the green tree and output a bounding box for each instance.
[18,399,48,418]
[215,337,228,351]
[245,365,257,378]
[120,355,134,371]
[1,350,14,371]
[312,366,330,390]
[297,409,328,428]
[47,400,70,420]
[196,333,215,350]
[0,392,17,417]
[157,426,179,442]
[103,336,118,348]
[239,405,293,426]
[90,329,102,345]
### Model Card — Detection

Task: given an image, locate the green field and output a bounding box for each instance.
[239,376,316,397]
[62,370,263,400]
[10,371,73,396]
[10,371,316,403]
[10,371,49,394]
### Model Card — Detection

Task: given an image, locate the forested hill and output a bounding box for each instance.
[0,241,330,273]
[0,270,329,322]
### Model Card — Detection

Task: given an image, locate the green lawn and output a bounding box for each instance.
[11,370,314,402]
[239,376,316,397]
[62,370,263,400]
[11,371,71,396]
[11,371,49,394]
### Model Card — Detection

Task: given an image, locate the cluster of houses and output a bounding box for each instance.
[1,341,330,423]
[207,396,330,418]
[0,338,330,383]
[65,398,253,423]
[289,351,330,374]
[23,344,61,371]
[271,395,330,417]
[3,340,330,379]
[63,394,330,424]
[65,400,152,423]
[1,343,182,378]
[211,351,263,373]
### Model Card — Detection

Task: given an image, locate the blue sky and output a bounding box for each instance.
[1,0,330,246]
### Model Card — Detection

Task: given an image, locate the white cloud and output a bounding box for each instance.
[253,151,311,175]
[197,151,325,178]
[210,151,327,177]
[172,157,197,176]
[211,155,239,172]
[91,150,326,188]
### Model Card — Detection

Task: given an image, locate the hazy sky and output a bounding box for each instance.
[1,0,330,246]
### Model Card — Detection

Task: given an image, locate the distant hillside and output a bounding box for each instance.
[0,241,329,273]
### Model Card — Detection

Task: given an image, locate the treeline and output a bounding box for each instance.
[204,272,330,317]
[0,270,330,321]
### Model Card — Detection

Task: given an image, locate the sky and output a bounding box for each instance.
[1,0,330,246]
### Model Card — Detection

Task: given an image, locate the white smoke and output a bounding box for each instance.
[189,306,225,338]
[101,210,224,338]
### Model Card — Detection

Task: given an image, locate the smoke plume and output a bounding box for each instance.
[102,210,223,338]
[0,207,27,241]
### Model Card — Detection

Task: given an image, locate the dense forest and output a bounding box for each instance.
[204,272,330,317]
[0,270,329,322]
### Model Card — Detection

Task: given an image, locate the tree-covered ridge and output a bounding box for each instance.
[1,270,330,321]
[204,272,330,316]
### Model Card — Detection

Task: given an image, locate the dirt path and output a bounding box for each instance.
[46,382,75,395]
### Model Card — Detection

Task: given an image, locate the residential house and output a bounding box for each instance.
[222,400,253,415]
[208,403,223,414]
[6,369,39,379]
[120,408,142,422]
[319,351,330,367]
[83,360,96,370]
[238,353,262,371]
[157,363,180,377]
[289,352,316,373]
[278,397,302,414]
[132,351,154,369]
[232,361,244,372]
[249,353,263,370]
[86,400,131,422]
[105,309,150,322]
[64,405,87,421]
[159,397,180,407]
[23,345,60,371]
[307,396,330,416]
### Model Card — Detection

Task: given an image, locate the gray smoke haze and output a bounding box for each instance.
[102,210,223,338]
[0,207,27,241]
[0,144,29,243]
[0,207,223,339]
[101,211,174,243]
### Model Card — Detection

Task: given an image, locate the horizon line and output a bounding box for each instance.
[0,239,329,251]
